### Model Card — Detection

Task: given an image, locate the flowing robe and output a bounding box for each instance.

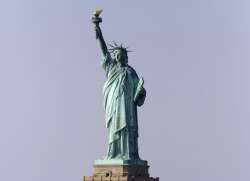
[101,54,146,160]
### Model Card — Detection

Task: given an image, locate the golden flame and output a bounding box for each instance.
[93,9,103,17]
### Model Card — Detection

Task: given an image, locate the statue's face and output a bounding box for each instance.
[114,49,128,65]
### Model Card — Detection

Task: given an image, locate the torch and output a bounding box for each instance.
[92,9,103,25]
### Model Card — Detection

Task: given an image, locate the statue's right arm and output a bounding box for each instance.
[95,24,110,57]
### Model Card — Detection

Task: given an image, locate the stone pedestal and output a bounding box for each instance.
[83,163,159,181]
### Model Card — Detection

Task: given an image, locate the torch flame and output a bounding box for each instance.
[93,9,103,17]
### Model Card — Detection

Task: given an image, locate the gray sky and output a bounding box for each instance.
[0,0,250,181]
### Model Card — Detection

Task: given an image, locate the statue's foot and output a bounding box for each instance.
[94,159,147,166]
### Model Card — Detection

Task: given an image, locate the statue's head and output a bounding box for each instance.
[114,48,128,65]
[109,42,131,66]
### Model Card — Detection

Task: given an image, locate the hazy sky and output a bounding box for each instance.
[0,1,250,181]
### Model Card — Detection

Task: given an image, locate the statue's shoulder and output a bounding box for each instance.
[126,65,138,78]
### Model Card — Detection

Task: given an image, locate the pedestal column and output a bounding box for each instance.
[83,161,159,181]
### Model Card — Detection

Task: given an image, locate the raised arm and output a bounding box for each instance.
[94,24,109,57]
[92,11,110,57]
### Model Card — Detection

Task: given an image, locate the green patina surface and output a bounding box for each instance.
[92,11,147,164]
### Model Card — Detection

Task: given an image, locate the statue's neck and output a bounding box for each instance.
[118,63,126,68]
[117,62,127,68]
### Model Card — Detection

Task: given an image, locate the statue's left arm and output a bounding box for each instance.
[134,77,146,106]
[135,87,146,106]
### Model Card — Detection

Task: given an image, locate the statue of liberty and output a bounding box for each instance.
[92,10,146,162]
